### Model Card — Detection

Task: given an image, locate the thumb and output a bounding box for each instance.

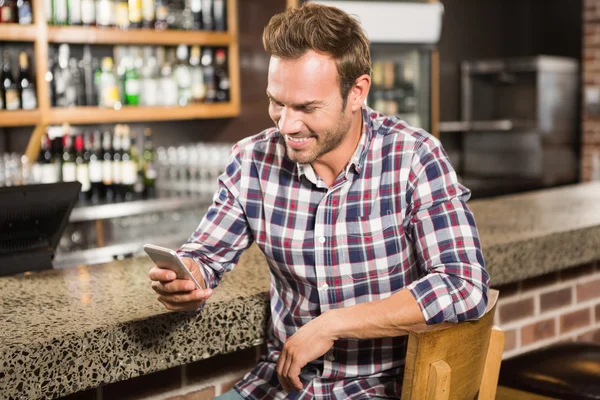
[181,257,207,290]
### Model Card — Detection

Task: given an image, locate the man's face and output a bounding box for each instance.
[266,51,353,165]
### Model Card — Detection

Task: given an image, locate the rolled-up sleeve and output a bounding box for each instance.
[177,145,253,290]
[404,137,490,324]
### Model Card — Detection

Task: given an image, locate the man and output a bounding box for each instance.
[149,3,489,400]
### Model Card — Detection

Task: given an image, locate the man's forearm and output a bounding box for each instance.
[326,289,426,340]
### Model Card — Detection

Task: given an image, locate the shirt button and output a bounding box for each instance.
[327,353,335,362]
[319,283,329,291]
[318,236,326,244]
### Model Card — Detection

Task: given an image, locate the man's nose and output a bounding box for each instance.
[278,107,302,135]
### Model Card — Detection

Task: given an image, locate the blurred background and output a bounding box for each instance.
[0,0,588,266]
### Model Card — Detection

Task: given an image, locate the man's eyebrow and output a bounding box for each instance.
[266,91,323,108]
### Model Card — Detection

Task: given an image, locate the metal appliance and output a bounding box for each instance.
[54,195,212,268]
[442,56,579,197]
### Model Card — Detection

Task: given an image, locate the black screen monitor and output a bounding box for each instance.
[0,182,81,277]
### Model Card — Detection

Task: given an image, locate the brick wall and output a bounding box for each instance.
[583,0,600,181]
[493,261,600,359]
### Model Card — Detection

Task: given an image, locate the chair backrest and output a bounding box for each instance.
[401,289,503,400]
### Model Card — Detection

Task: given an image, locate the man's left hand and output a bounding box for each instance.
[276,311,339,393]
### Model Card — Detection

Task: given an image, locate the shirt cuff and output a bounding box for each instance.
[406,274,455,325]
[176,250,219,290]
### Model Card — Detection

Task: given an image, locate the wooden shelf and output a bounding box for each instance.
[45,103,240,124]
[0,110,41,126]
[47,26,234,46]
[0,24,37,41]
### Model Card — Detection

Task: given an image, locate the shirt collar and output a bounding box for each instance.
[296,105,373,184]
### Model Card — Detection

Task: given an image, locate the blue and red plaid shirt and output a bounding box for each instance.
[178,106,489,400]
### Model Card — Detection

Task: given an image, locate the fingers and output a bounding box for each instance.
[276,349,303,393]
[288,364,303,391]
[157,289,213,310]
[149,265,177,282]
[151,279,198,295]
[149,257,213,312]
[157,288,210,303]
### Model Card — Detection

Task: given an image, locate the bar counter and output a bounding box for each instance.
[2,182,600,399]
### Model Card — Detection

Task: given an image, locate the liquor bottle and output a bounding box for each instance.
[153,0,167,30]
[53,0,68,25]
[131,132,144,198]
[0,53,3,109]
[167,0,184,29]
[214,48,229,102]
[68,57,85,106]
[88,130,103,202]
[181,0,193,30]
[53,44,72,107]
[189,45,205,103]
[140,50,158,106]
[190,0,200,30]
[96,0,113,27]
[81,45,95,106]
[74,134,91,202]
[201,47,216,103]
[17,0,32,24]
[80,0,95,25]
[174,44,192,106]
[2,50,21,110]
[47,49,57,107]
[32,134,48,184]
[0,0,18,23]
[200,0,212,30]
[114,46,127,105]
[32,136,45,183]
[142,128,156,198]
[52,135,63,182]
[112,126,122,201]
[45,0,52,23]
[18,51,36,110]
[120,125,137,200]
[68,0,82,25]
[40,133,60,183]
[99,57,121,108]
[101,130,114,201]
[61,133,76,183]
[115,0,129,29]
[124,52,141,105]
[159,62,178,106]
[128,0,141,28]
[92,57,102,106]
[140,0,153,28]
[213,0,225,31]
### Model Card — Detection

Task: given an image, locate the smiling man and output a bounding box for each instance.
[148,3,489,400]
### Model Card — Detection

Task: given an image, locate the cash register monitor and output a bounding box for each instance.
[0,182,81,277]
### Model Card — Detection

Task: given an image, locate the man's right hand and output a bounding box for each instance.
[149,257,213,312]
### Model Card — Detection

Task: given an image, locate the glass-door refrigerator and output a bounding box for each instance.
[308,1,443,133]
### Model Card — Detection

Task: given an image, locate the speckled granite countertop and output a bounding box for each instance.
[2,182,600,399]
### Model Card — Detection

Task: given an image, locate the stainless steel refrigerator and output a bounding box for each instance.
[310,1,444,133]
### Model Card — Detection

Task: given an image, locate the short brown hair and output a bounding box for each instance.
[263,3,371,109]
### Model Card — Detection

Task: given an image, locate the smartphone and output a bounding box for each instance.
[143,244,204,290]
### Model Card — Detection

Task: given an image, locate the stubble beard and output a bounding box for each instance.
[285,113,352,165]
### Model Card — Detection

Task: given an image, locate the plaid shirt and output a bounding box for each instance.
[178,106,489,400]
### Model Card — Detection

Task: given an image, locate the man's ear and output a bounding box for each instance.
[349,74,371,112]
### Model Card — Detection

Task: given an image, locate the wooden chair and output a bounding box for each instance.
[401,289,503,400]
